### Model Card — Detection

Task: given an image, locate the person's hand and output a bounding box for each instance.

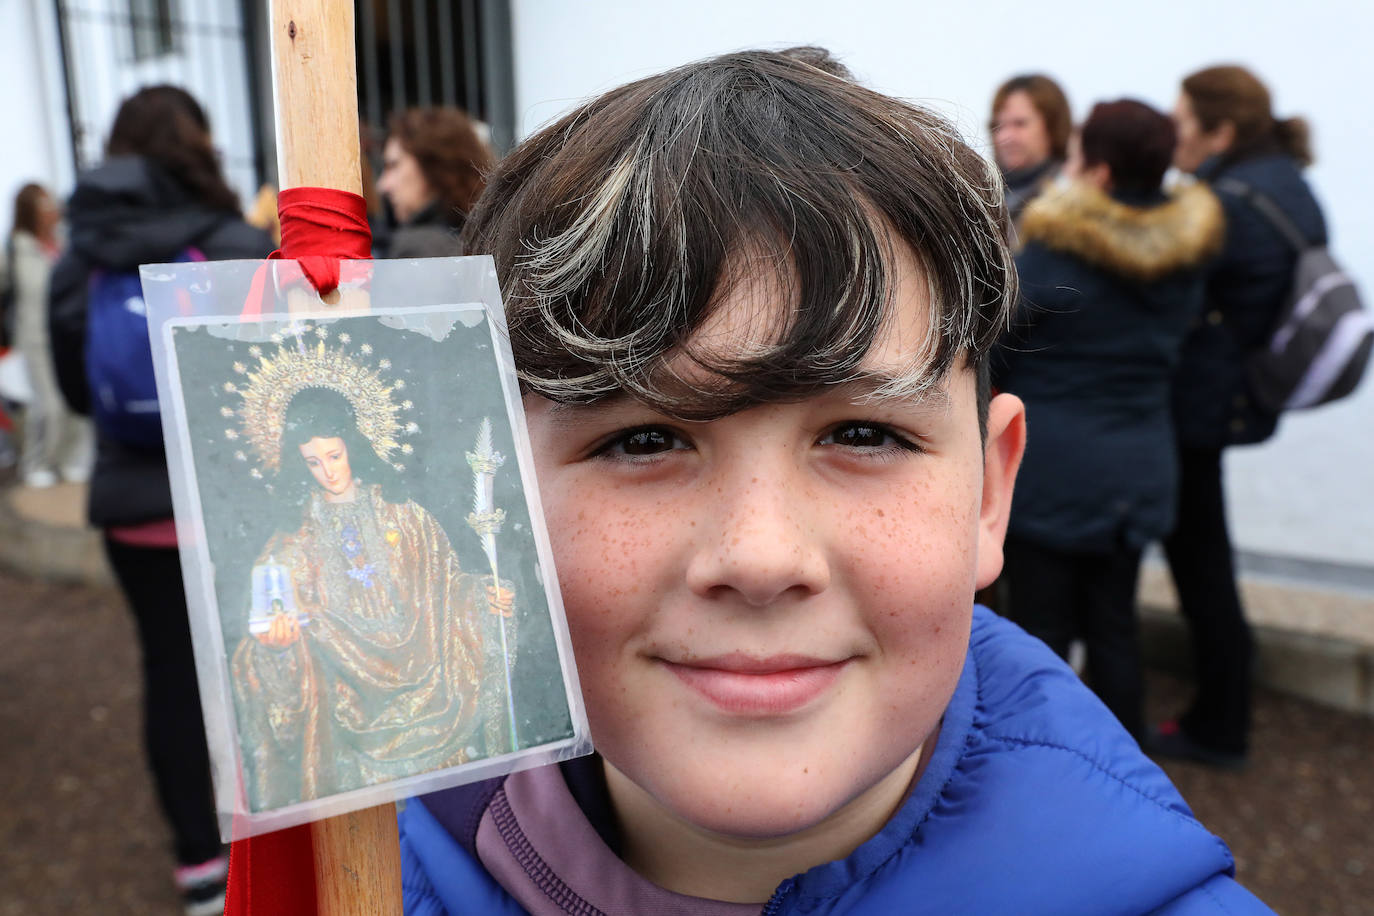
[255,612,302,648]
[487,583,515,618]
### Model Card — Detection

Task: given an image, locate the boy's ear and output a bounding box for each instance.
[975,392,1026,590]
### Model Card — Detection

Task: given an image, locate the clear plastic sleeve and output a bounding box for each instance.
[140,256,591,840]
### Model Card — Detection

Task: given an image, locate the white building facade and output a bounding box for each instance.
[1,0,261,215]
[504,0,1374,586]
[3,0,1370,585]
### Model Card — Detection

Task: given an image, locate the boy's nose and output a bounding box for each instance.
[684,471,830,607]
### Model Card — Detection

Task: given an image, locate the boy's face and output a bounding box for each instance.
[525,247,1024,841]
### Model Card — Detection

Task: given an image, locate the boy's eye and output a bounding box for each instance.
[818,422,920,453]
[623,430,672,454]
[596,426,689,458]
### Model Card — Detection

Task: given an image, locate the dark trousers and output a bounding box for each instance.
[1162,447,1252,755]
[105,538,222,866]
[1003,537,1144,740]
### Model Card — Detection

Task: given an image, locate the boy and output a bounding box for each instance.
[400,51,1273,914]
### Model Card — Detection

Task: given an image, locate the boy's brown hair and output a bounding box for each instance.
[462,50,1016,429]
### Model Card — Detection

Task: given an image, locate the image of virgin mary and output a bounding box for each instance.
[230,387,514,810]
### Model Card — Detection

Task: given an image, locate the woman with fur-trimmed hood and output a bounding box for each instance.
[994,99,1223,742]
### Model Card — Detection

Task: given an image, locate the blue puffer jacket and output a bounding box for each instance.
[1172,149,1327,448]
[399,608,1273,915]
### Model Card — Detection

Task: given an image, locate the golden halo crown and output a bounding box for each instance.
[222,324,415,475]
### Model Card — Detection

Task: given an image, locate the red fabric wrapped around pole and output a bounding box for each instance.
[240,187,372,319]
[275,186,373,293]
[224,185,372,916]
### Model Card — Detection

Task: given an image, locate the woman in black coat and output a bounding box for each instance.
[1151,66,1327,767]
[48,85,273,913]
[996,100,1223,741]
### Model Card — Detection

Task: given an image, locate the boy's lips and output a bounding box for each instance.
[660,654,850,716]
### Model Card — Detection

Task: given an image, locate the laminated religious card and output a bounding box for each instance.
[140,256,589,840]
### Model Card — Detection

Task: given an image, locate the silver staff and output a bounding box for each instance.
[466,418,518,752]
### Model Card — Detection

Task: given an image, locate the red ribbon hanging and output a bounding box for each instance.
[226,185,372,916]
[225,821,317,916]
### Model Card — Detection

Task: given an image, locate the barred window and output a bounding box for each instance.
[128,0,177,60]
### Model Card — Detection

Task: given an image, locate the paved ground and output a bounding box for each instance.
[2,569,1371,915]
[6,481,87,529]
[1144,677,1373,915]
[1,572,181,915]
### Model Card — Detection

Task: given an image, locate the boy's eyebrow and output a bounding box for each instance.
[538,369,952,423]
[539,394,637,425]
[831,369,952,412]
[542,393,632,415]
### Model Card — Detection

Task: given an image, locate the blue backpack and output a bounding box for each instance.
[85,247,204,447]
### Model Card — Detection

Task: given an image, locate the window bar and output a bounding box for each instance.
[52,0,86,171]
[412,0,430,106]
[388,0,405,115]
[359,0,383,133]
[437,0,456,107]
[460,0,480,116]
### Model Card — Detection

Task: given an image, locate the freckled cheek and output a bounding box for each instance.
[876,581,970,649]
[866,582,970,747]
[864,528,971,717]
[840,488,979,644]
[841,487,978,580]
[543,482,683,661]
[545,530,628,727]
[543,511,672,743]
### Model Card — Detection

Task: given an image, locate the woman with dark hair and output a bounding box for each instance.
[1152,66,1328,768]
[8,182,91,487]
[995,99,1224,740]
[989,74,1073,229]
[264,387,405,530]
[377,106,494,258]
[231,387,513,810]
[47,84,273,915]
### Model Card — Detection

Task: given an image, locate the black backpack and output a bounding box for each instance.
[1215,178,1373,412]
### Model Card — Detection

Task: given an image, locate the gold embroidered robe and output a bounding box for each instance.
[231,484,503,810]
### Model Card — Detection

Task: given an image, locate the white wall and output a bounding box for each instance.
[0,0,260,237]
[0,0,75,234]
[57,0,260,206]
[509,0,1374,570]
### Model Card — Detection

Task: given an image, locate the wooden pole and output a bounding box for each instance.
[269,3,400,913]
[310,803,402,914]
[271,0,361,194]
[272,0,370,313]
